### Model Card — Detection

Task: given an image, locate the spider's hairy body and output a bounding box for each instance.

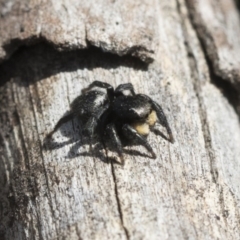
[48,81,174,164]
[71,90,108,115]
[112,95,151,120]
[111,95,157,136]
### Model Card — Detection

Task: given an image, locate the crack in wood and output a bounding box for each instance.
[1,33,154,65]
[176,0,218,184]
[178,0,240,226]
[234,0,240,13]
[110,162,130,240]
[185,0,240,118]
[0,42,149,87]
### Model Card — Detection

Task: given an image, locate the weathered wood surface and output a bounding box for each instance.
[0,0,240,239]
[0,0,155,63]
[186,0,240,86]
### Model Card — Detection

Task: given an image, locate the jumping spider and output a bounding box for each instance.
[47,81,174,163]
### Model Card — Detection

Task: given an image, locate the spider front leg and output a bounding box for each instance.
[83,104,110,150]
[122,124,156,159]
[151,101,174,143]
[104,123,124,164]
[139,94,174,143]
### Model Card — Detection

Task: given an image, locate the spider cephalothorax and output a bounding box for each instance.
[47,81,174,163]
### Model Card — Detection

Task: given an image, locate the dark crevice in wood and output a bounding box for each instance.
[1,37,47,64]
[177,0,239,226]
[218,186,228,226]
[110,162,130,240]
[0,41,148,87]
[178,0,240,224]
[0,38,149,87]
[209,73,240,118]
[82,23,154,64]
[186,53,219,185]
[176,0,218,184]
[185,0,240,119]
[234,0,240,14]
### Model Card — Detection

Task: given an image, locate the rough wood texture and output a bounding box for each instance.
[186,0,240,87]
[0,0,155,63]
[1,0,240,239]
[186,0,240,113]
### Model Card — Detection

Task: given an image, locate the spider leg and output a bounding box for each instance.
[47,112,74,138]
[122,124,156,159]
[138,94,174,143]
[83,104,110,150]
[151,101,174,143]
[83,81,114,101]
[83,116,97,151]
[98,107,111,144]
[104,123,124,164]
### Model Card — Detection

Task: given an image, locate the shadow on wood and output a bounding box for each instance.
[0,42,149,87]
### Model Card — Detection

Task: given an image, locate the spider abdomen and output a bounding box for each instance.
[71,90,108,115]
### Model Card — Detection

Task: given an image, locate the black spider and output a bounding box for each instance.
[47,81,174,163]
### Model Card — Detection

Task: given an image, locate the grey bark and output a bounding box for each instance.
[0,0,240,239]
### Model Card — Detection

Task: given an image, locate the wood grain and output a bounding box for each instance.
[0,0,155,63]
[0,0,240,239]
[186,0,240,113]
